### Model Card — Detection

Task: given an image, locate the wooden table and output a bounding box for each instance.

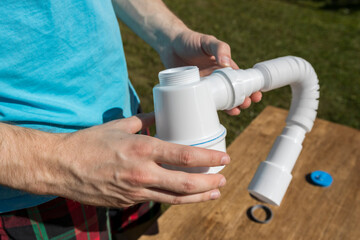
[140,106,360,240]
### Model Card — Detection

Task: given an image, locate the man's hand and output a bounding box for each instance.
[160,29,262,116]
[0,114,229,208]
[112,0,262,116]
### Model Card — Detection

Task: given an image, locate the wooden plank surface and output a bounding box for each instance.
[140,106,360,240]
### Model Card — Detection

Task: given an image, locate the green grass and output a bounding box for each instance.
[119,0,360,145]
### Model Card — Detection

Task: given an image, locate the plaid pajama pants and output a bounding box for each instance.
[0,197,155,240]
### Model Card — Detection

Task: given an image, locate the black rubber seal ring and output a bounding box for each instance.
[248,204,273,224]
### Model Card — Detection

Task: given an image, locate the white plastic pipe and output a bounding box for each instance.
[153,56,320,206]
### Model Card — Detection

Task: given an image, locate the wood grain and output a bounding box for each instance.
[140,106,360,240]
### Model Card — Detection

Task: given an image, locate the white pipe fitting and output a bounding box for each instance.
[154,66,227,174]
[153,56,320,205]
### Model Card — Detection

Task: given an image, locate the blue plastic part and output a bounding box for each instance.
[310,171,333,187]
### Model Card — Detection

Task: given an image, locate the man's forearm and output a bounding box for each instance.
[0,123,58,194]
[111,0,188,54]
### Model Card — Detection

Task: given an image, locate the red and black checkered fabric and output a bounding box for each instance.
[0,197,155,240]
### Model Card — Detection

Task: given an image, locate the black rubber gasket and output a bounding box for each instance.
[247,204,273,224]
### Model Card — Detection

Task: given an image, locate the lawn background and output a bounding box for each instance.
[119,0,359,145]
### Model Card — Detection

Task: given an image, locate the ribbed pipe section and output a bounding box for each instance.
[249,56,320,205]
[254,56,320,132]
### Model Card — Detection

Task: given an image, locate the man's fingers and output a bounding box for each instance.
[250,91,262,103]
[229,58,240,70]
[224,108,241,116]
[115,112,155,133]
[199,65,222,77]
[200,35,233,68]
[239,92,262,109]
[239,97,252,109]
[150,167,226,194]
[144,188,221,205]
[153,140,230,167]
[225,91,262,115]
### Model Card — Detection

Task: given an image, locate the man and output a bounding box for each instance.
[0,0,261,238]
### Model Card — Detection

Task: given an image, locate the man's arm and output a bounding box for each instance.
[112,0,187,57]
[0,113,229,208]
[0,123,59,194]
[112,0,262,114]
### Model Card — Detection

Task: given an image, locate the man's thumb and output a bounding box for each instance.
[116,112,155,134]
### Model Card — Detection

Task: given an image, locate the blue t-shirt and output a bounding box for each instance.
[0,0,140,213]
